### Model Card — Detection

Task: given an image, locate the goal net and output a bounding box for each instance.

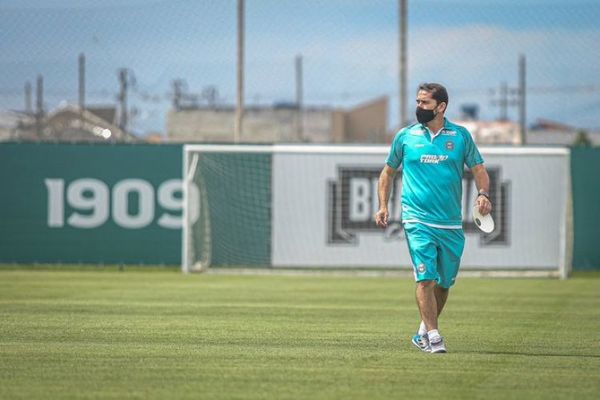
[183,145,573,278]
[182,145,273,272]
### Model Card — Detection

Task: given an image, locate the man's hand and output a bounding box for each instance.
[476,194,492,216]
[374,208,389,228]
[471,164,492,216]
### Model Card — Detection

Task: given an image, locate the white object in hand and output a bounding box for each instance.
[472,206,495,233]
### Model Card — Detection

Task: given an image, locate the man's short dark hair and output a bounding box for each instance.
[418,83,449,106]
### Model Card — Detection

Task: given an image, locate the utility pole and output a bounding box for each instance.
[202,86,218,108]
[499,81,508,121]
[399,0,408,128]
[35,75,44,138]
[295,54,303,142]
[518,54,527,145]
[491,81,518,122]
[118,69,128,133]
[172,79,185,111]
[234,0,244,143]
[24,81,32,114]
[79,53,85,127]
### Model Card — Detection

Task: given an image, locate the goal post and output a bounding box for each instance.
[182,144,573,278]
[182,145,274,273]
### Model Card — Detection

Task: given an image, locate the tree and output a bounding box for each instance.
[573,130,592,147]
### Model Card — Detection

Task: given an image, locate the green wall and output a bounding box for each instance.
[0,143,182,264]
[0,143,272,267]
[571,147,600,270]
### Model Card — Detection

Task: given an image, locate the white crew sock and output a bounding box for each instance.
[418,321,427,336]
[427,329,441,341]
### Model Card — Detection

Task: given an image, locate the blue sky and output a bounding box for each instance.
[1,0,599,135]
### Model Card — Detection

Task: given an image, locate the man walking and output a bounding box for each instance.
[375,83,492,353]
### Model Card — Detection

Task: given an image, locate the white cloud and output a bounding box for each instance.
[409,25,600,86]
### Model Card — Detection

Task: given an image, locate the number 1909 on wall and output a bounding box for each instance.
[45,178,199,229]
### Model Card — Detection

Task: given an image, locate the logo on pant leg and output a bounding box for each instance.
[417,263,426,273]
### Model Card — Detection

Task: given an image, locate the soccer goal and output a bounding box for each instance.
[182,144,573,278]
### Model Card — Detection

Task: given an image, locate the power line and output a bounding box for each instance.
[1,83,599,99]
[527,85,600,94]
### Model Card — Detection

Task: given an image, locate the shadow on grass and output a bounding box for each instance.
[461,350,600,359]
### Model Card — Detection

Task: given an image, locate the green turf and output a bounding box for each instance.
[1,269,599,400]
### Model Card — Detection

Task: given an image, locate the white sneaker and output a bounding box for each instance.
[411,334,431,353]
[429,336,447,353]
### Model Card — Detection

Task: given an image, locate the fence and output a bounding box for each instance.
[1,1,599,140]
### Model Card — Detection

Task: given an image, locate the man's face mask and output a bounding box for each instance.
[416,106,436,124]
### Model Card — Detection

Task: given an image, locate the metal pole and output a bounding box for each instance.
[234,0,244,143]
[25,81,32,114]
[79,53,85,128]
[118,69,128,133]
[172,79,183,111]
[79,53,85,111]
[295,54,303,142]
[399,0,407,128]
[519,54,527,145]
[36,75,44,138]
[500,81,508,121]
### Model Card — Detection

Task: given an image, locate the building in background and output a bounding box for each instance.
[453,103,599,146]
[167,96,388,144]
[457,119,522,145]
[456,117,600,146]
[527,119,600,146]
[4,104,137,142]
[0,111,33,141]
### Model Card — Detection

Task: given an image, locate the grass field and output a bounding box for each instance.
[1,267,599,400]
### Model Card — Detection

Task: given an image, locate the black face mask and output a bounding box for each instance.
[416,107,436,124]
